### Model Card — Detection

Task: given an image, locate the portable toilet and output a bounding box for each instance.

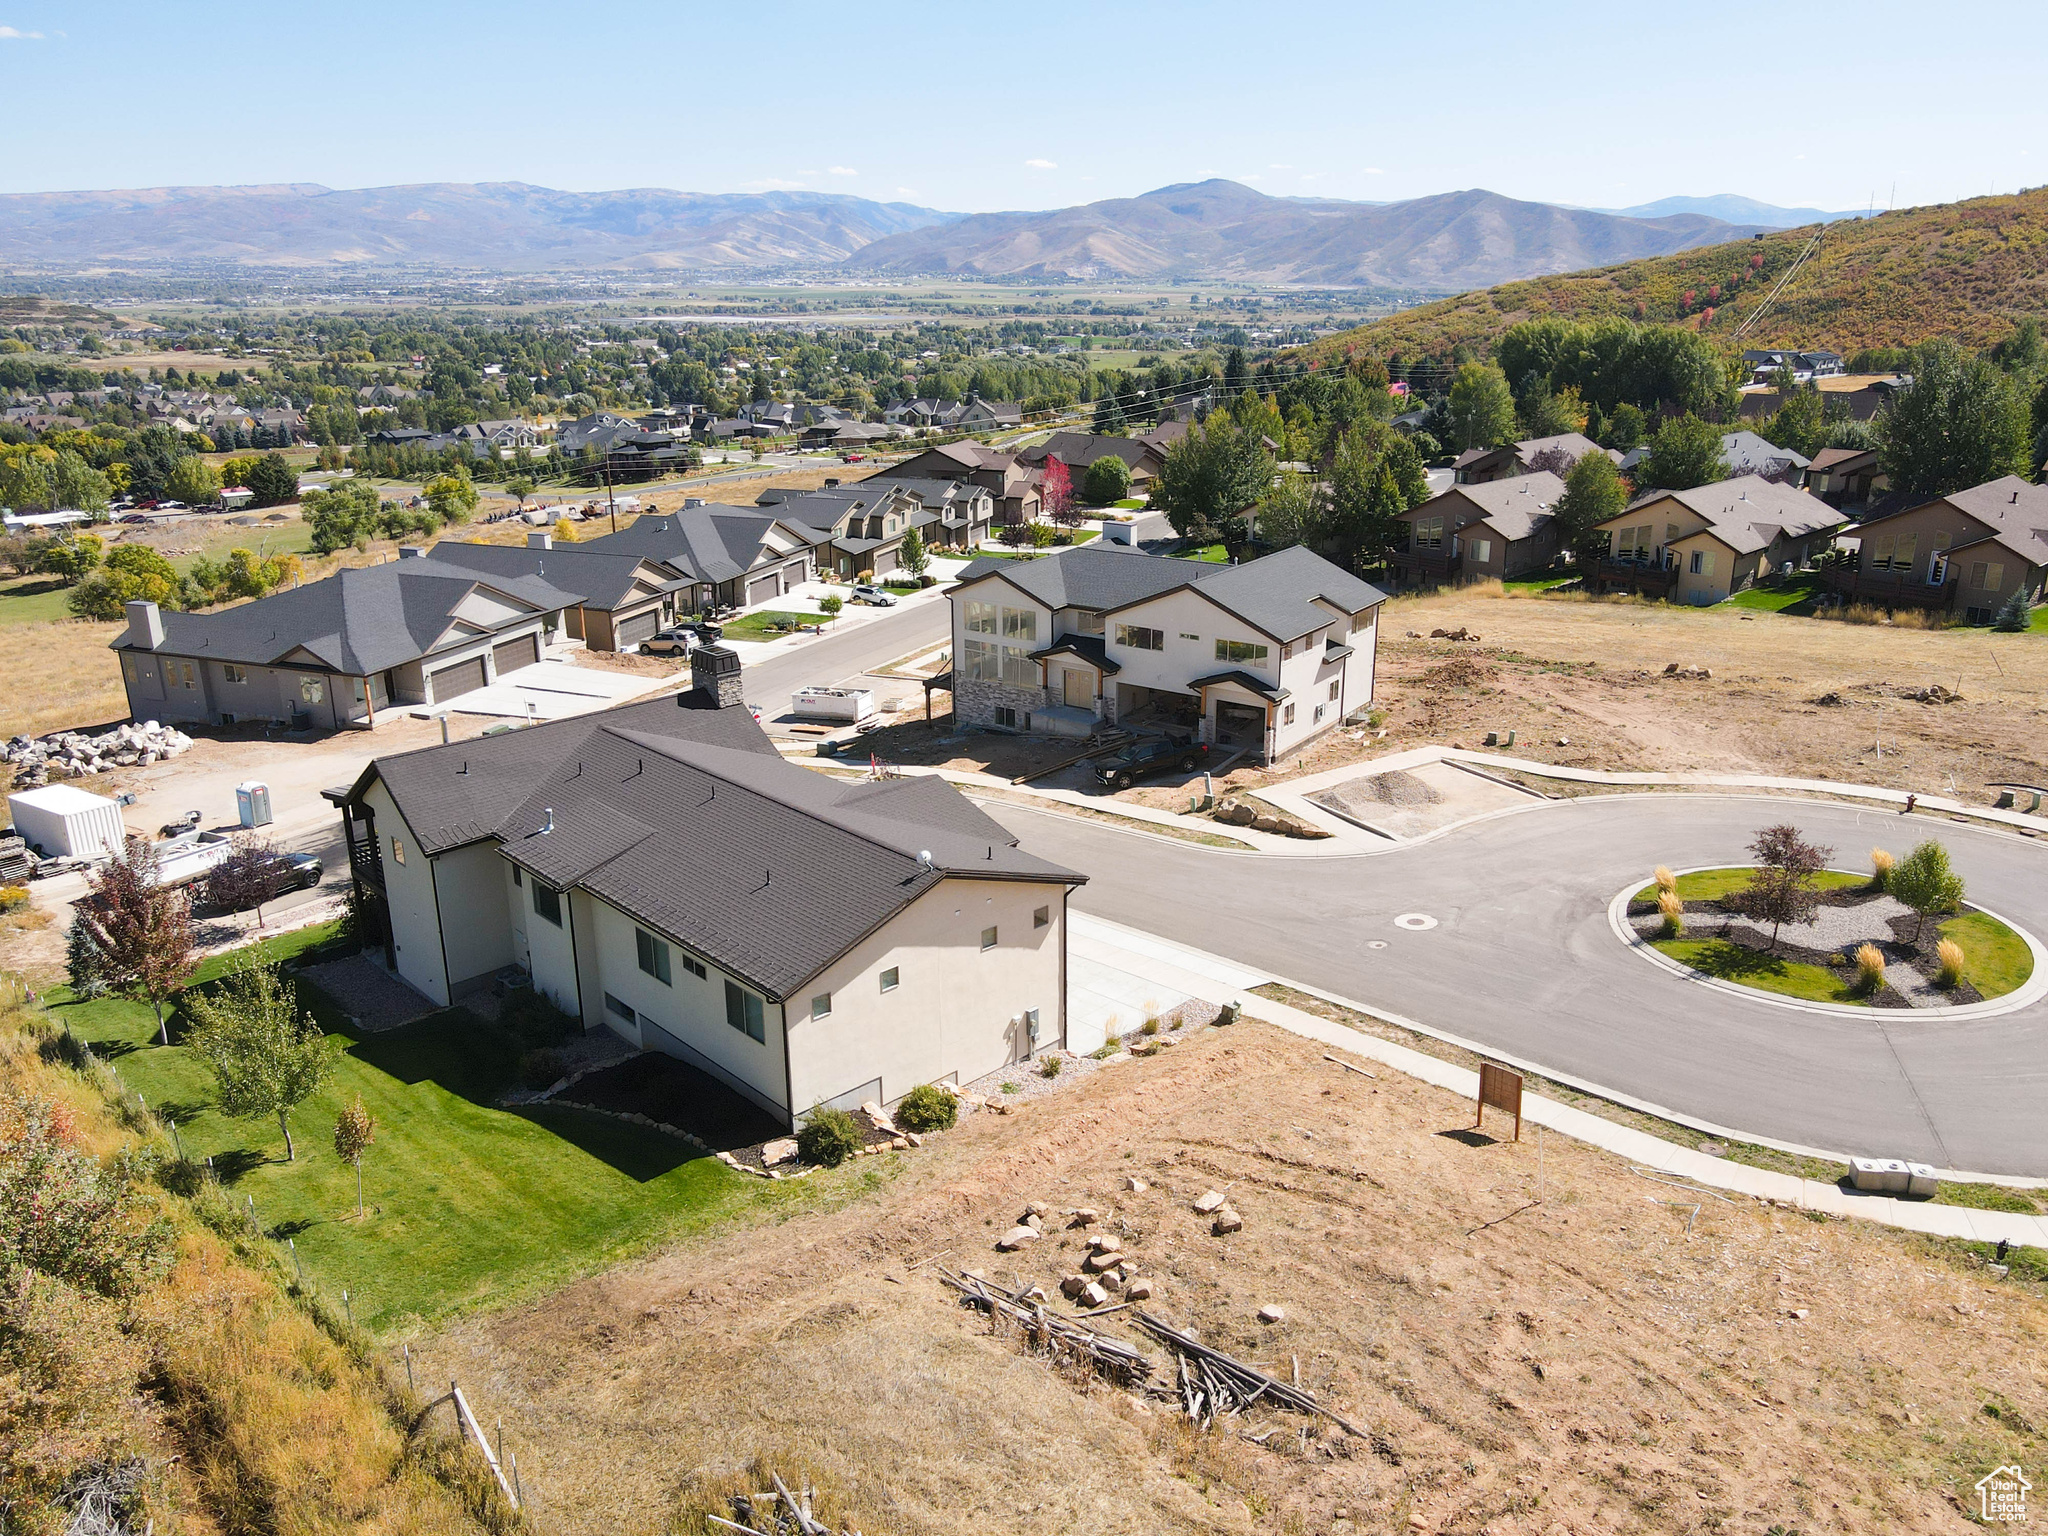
[235,780,274,828]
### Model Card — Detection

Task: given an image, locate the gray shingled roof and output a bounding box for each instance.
[1616,477,1847,552]
[357,696,1082,998]
[1019,432,1162,472]
[1412,472,1565,543]
[582,505,827,583]
[955,542,1386,644]
[429,540,686,609]
[111,554,580,674]
[1849,475,2048,567]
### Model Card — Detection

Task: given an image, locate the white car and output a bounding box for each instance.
[849,584,897,606]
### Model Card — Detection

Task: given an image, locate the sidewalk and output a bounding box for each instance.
[1068,910,2048,1250]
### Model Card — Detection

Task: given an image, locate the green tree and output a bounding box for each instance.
[1323,431,1408,571]
[1554,449,1631,580]
[1888,838,1966,942]
[424,467,480,524]
[1765,370,1829,460]
[505,475,535,510]
[49,450,111,513]
[1082,454,1132,505]
[1446,363,1516,452]
[1635,413,1728,491]
[37,530,103,584]
[1152,415,1273,548]
[301,480,381,554]
[1254,471,1322,551]
[817,594,843,625]
[1877,339,2033,497]
[185,958,338,1162]
[69,544,180,620]
[1092,393,1128,435]
[1600,401,1648,452]
[1992,588,2033,631]
[1515,375,1587,439]
[897,525,929,583]
[244,453,298,507]
[164,454,222,505]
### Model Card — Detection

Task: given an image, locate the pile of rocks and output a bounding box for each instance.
[1211,800,1331,839]
[1430,626,1481,641]
[6,721,194,785]
[1662,662,1714,679]
[994,1201,1160,1309]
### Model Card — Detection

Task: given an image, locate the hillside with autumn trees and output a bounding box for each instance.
[1303,188,2048,366]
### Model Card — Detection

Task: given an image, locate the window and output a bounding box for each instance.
[965,599,997,635]
[1283,702,1297,725]
[223,664,248,684]
[1689,550,1704,575]
[994,705,1018,729]
[1215,638,1270,665]
[810,992,831,1020]
[178,661,197,690]
[636,928,672,985]
[390,836,406,866]
[1180,631,1199,641]
[1071,608,1105,635]
[1974,561,2005,591]
[681,953,707,980]
[1034,905,1049,929]
[1328,680,1341,702]
[1000,606,1037,643]
[1351,611,1371,633]
[1412,516,1444,550]
[1115,623,1163,651]
[981,925,998,951]
[1469,538,1492,564]
[604,993,636,1025]
[880,966,899,993]
[511,865,522,886]
[531,882,562,927]
[961,635,1038,686]
[1281,641,1293,661]
[724,980,765,1042]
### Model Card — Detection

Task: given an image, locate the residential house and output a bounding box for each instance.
[1742,348,1846,381]
[956,395,1024,431]
[1827,476,2048,623]
[329,651,1084,1125]
[798,419,896,452]
[890,440,1043,524]
[1391,473,1565,588]
[581,503,824,610]
[742,401,801,433]
[1596,478,1847,605]
[946,543,1385,761]
[430,536,689,651]
[1018,430,1173,490]
[1451,432,1610,485]
[757,482,939,578]
[1805,446,1887,510]
[110,549,579,730]
[1739,373,1909,424]
[885,398,965,430]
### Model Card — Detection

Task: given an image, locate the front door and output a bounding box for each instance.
[1063,668,1093,709]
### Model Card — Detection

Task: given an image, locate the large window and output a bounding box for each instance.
[965,599,997,635]
[636,928,671,985]
[1215,638,1269,665]
[532,882,562,926]
[1115,624,1163,651]
[1001,606,1037,643]
[960,638,1040,686]
[1412,516,1444,550]
[724,980,765,1042]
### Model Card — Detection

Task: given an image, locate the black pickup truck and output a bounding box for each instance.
[1087,734,1208,791]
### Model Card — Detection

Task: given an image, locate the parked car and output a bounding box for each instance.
[840,452,866,463]
[849,584,897,607]
[690,619,725,642]
[275,850,323,890]
[638,626,699,657]
[1087,733,1207,791]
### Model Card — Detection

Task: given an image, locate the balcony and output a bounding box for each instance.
[1390,547,1462,586]
[1596,559,1677,596]
[1819,565,1955,611]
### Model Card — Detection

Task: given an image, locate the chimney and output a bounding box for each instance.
[398,545,427,559]
[691,643,745,709]
[527,531,553,549]
[683,497,706,509]
[124,599,164,649]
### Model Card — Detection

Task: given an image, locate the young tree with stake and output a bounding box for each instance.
[333,1094,375,1218]
[74,837,196,1045]
[185,958,337,1161]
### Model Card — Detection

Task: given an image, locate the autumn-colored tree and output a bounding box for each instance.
[1040,456,1074,525]
[74,838,196,1045]
[333,1095,375,1217]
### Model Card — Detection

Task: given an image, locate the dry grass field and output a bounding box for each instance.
[419,1020,2039,1535]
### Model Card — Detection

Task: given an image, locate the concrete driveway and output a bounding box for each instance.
[981,793,2048,1176]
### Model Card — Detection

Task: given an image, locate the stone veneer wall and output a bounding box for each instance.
[953,675,1052,728]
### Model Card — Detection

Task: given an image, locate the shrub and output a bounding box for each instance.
[0,884,26,914]
[797,1105,864,1167]
[894,1083,957,1133]
[1038,1054,1062,1079]
[1083,454,1132,504]
[518,1047,569,1091]
[1854,943,1887,993]
[1653,865,1677,896]
[1657,890,1685,939]
[1890,839,1966,940]
[1936,937,1966,989]
[1140,1016,1160,1036]
[1868,847,1895,891]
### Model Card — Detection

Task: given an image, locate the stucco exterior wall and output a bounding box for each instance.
[786,877,1066,1115]
[436,841,514,992]
[360,779,449,1006]
[521,871,583,1021]
[1105,587,1279,695]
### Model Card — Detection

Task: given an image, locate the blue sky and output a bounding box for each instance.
[3,1,2042,214]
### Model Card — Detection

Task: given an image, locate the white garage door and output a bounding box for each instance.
[427,655,486,702]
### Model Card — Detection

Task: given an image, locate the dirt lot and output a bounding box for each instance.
[420,1021,2040,1536]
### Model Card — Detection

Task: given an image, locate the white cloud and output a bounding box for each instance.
[1242,174,1264,183]
[0,25,46,38]
[1024,158,1057,170]
[826,166,858,177]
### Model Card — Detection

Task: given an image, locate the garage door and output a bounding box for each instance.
[491,633,540,676]
[746,573,779,606]
[781,559,809,593]
[616,609,661,647]
[427,655,486,702]
[872,548,897,576]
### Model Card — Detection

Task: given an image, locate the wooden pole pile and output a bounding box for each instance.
[708,1470,863,1536]
[1135,1313,1368,1438]
[941,1269,1154,1386]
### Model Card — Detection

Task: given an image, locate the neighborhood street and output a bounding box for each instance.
[981,793,2048,1176]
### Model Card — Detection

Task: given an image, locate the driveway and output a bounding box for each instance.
[980,793,2048,1175]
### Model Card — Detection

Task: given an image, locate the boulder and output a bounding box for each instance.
[1193,1189,1229,1215]
[1061,1274,1089,1297]
[1080,1281,1110,1308]
[1088,1233,1122,1254]
[860,1100,897,1133]
[1068,1206,1101,1227]
[1257,1304,1285,1324]
[1083,1249,1122,1273]
[1124,1276,1155,1302]
[996,1226,1041,1251]
[761,1137,801,1166]
[1252,815,1286,834]
[1212,1206,1244,1235]
[1126,1177,1149,1194]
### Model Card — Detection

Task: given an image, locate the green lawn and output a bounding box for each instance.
[55,924,825,1334]
[1651,937,1866,1005]
[719,609,817,641]
[165,517,316,578]
[0,573,79,627]
[1110,498,1145,510]
[2030,604,2048,634]
[1632,866,1869,904]
[1725,575,1825,614]
[1939,910,2035,999]
[1503,574,1575,592]
[1174,543,1229,563]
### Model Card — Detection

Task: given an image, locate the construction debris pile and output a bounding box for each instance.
[719,1471,865,1536]
[6,721,195,785]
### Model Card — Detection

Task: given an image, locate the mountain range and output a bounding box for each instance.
[1594,194,1866,227]
[0,178,1796,289]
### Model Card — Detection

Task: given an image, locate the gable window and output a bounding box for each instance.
[636,928,672,985]
[810,992,831,1020]
[965,599,997,635]
[531,882,562,926]
[390,837,407,866]
[1215,639,1269,665]
[1115,623,1163,651]
[1001,606,1037,643]
[880,966,899,993]
[223,664,248,684]
[1412,516,1444,550]
[724,980,765,1042]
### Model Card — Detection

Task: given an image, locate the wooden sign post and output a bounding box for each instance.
[1475,1062,1523,1141]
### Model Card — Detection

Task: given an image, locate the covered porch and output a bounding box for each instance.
[1190,671,1288,763]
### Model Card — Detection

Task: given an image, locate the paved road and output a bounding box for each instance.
[738,601,950,714]
[982,793,2048,1175]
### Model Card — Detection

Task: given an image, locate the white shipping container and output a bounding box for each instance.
[790,687,874,722]
[7,784,128,861]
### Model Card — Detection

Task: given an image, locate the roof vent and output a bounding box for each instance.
[538,808,554,836]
